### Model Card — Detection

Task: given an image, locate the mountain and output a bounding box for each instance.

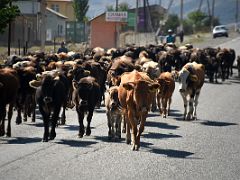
[87,0,237,24]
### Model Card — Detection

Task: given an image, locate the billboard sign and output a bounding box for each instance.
[106,11,128,22]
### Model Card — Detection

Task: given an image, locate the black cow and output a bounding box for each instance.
[30,73,68,142]
[72,76,101,138]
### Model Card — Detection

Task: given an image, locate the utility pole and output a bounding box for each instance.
[211,0,215,30]
[135,0,138,33]
[116,0,118,11]
[8,1,12,56]
[180,0,183,31]
[198,0,203,11]
[40,0,46,52]
[236,0,239,31]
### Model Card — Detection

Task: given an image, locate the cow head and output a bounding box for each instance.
[107,86,120,111]
[72,65,91,83]
[123,80,159,112]
[73,77,98,107]
[178,66,198,93]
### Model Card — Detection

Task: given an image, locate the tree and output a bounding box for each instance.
[0,0,20,33]
[106,2,130,11]
[163,14,180,33]
[73,0,89,22]
[187,10,207,28]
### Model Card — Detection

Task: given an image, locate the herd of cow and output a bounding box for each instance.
[0,42,239,150]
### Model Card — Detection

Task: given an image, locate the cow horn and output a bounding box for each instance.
[123,82,135,90]
[189,74,198,82]
[29,80,41,89]
[148,83,160,92]
[83,70,91,76]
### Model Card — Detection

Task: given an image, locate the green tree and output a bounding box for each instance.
[187,10,207,28]
[163,14,180,33]
[73,0,89,22]
[106,2,130,11]
[0,0,20,33]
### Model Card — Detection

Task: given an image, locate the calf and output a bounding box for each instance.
[156,72,175,118]
[30,73,68,141]
[72,76,101,138]
[105,86,122,140]
[178,62,205,120]
[118,70,159,150]
[0,68,19,137]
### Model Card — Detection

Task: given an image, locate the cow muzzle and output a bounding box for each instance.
[80,100,88,106]
[43,97,53,103]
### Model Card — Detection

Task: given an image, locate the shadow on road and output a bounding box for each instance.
[142,132,182,139]
[0,137,42,144]
[145,121,179,130]
[149,148,195,158]
[199,120,238,127]
[93,135,124,143]
[55,139,97,147]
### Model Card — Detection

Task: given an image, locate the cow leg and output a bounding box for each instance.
[157,94,162,115]
[31,101,36,122]
[60,106,66,125]
[167,97,172,116]
[151,93,157,112]
[136,112,147,151]
[86,109,94,136]
[49,107,61,140]
[193,91,200,120]
[6,103,14,137]
[77,108,85,138]
[39,106,50,142]
[0,106,6,136]
[16,107,22,125]
[187,93,195,120]
[128,111,137,151]
[162,98,167,118]
[116,114,122,139]
[107,111,112,139]
[42,117,49,142]
[180,93,188,120]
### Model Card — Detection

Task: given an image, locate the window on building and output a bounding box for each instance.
[51,4,59,12]
[58,25,63,36]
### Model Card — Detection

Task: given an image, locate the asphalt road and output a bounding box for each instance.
[0,35,240,180]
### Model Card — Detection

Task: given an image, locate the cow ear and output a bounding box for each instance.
[72,81,78,90]
[123,82,135,90]
[148,83,160,92]
[189,74,198,82]
[29,80,41,89]
[83,70,91,76]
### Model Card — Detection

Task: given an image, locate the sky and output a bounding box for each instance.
[87,0,169,18]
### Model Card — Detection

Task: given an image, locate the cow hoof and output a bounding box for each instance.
[163,114,166,118]
[16,117,22,125]
[32,118,35,123]
[42,138,48,142]
[86,128,91,136]
[6,131,11,137]
[78,133,83,138]
[122,128,126,133]
[23,117,27,122]
[49,132,56,140]
[126,139,131,144]
[0,131,5,136]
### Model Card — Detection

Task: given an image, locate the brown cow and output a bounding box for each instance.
[156,72,175,118]
[105,86,122,140]
[178,62,205,120]
[0,68,20,137]
[118,70,159,150]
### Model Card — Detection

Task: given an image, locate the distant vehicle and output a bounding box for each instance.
[212,25,228,38]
